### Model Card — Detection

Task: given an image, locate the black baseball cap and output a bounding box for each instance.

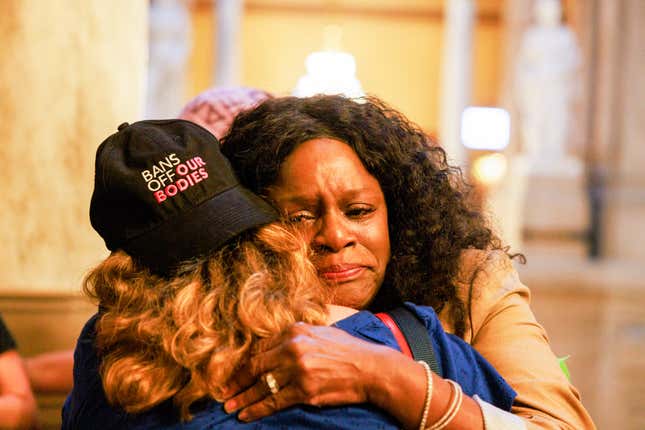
[90,119,278,275]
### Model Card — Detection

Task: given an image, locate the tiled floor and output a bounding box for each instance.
[518,249,645,430]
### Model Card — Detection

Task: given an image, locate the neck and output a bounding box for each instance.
[325,304,359,324]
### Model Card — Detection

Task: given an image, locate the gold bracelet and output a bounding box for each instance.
[427,379,464,430]
[417,361,433,430]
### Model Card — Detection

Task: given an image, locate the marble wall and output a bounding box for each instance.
[0,0,148,292]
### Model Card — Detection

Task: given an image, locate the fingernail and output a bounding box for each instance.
[238,411,249,421]
[224,400,237,414]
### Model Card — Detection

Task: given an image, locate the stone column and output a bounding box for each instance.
[485,0,533,251]
[594,0,645,263]
[439,0,474,168]
[0,0,148,292]
[584,6,645,427]
[146,0,191,118]
[214,0,244,87]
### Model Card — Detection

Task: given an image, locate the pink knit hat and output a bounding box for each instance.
[178,86,272,140]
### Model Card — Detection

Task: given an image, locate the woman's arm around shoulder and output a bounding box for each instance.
[449,250,596,430]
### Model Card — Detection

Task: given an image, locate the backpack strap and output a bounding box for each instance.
[374,312,414,358]
[375,306,443,377]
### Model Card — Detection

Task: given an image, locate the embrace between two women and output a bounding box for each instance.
[63,95,594,429]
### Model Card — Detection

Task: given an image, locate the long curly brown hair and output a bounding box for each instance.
[222,95,511,338]
[84,224,328,420]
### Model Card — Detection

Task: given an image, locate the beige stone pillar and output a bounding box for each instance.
[0,0,148,292]
[597,0,645,263]
[146,0,190,118]
[439,0,473,168]
[214,0,244,87]
[486,0,533,252]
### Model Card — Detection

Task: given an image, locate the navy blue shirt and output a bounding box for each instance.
[63,303,515,429]
[0,313,17,354]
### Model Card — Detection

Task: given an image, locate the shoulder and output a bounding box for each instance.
[455,249,528,302]
[448,250,531,339]
[444,252,597,428]
[402,303,447,339]
[455,249,517,286]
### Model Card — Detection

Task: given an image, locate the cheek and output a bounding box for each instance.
[364,218,391,267]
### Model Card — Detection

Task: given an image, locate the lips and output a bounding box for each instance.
[317,264,366,282]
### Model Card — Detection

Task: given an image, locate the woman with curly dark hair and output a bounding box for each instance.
[220,95,595,429]
[62,119,517,429]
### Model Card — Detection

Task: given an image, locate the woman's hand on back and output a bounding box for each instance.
[222,322,390,422]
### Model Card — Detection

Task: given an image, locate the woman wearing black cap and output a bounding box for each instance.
[62,119,516,429]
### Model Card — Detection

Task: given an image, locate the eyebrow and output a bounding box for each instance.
[275,187,380,206]
[275,194,318,207]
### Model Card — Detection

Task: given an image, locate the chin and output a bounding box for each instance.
[328,281,379,310]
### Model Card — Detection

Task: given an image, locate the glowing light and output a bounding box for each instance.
[293,25,364,98]
[461,107,510,150]
[472,153,508,186]
[293,51,364,98]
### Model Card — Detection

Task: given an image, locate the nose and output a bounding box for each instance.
[312,211,356,253]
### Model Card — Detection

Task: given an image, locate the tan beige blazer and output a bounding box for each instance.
[438,250,596,430]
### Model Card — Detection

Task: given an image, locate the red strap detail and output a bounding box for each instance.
[375,312,413,358]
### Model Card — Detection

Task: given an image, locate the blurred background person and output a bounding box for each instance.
[0,314,37,430]
[25,351,74,395]
[179,86,272,139]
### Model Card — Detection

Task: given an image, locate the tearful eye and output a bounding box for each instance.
[345,206,375,219]
[288,211,316,223]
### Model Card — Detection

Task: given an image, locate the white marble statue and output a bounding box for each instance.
[515,0,582,175]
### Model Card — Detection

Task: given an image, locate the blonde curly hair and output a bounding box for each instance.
[83,223,329,420]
